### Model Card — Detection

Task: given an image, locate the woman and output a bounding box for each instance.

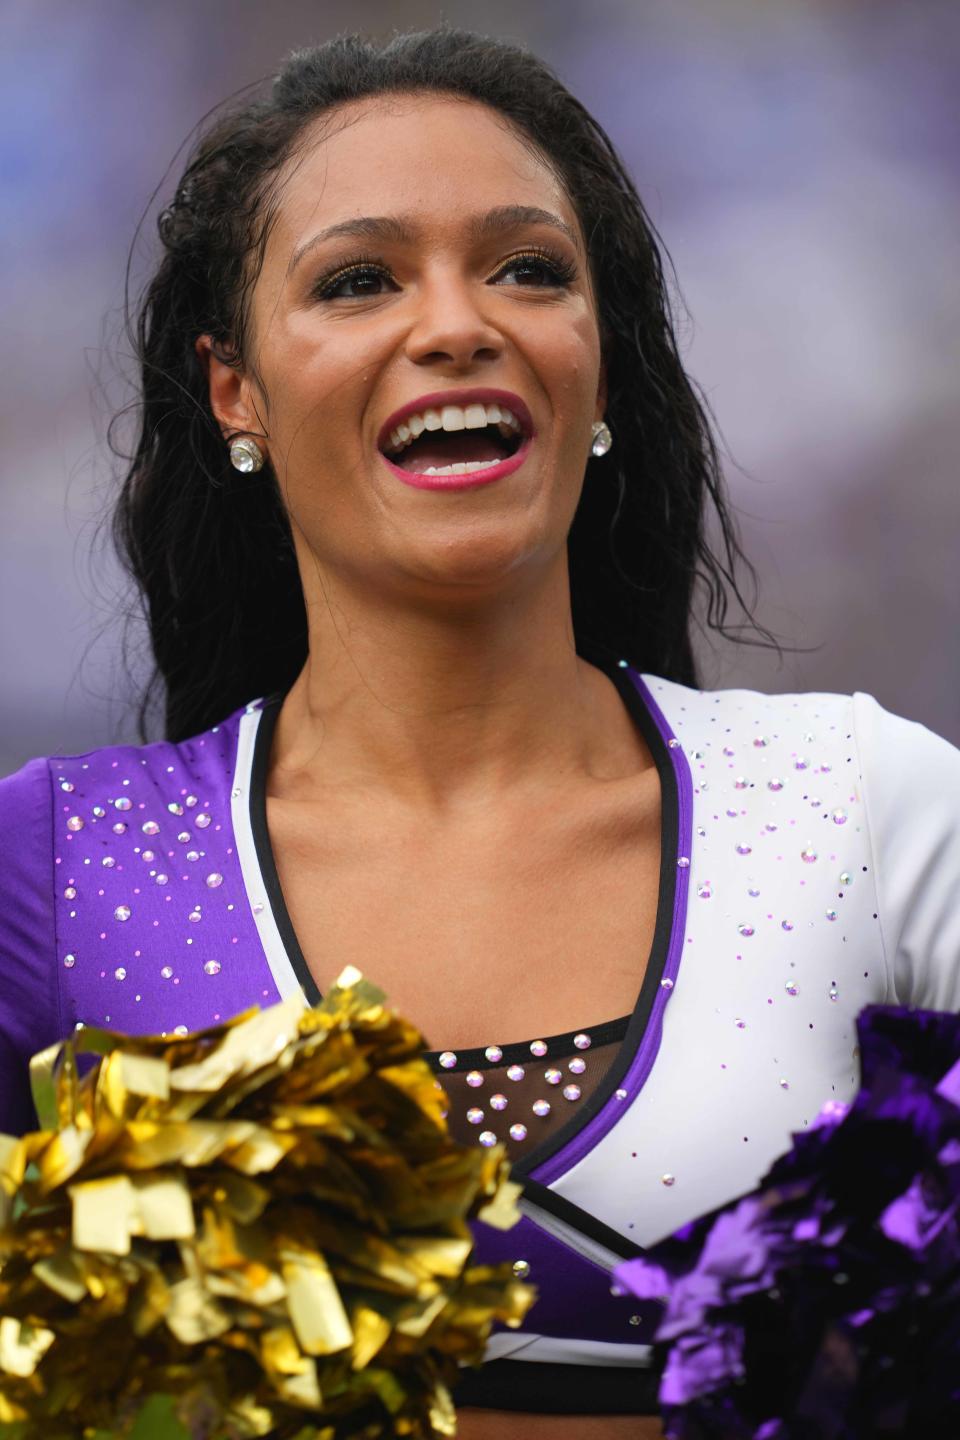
[2,28,959,1440]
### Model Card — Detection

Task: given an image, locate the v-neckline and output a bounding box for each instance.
[242,652,691,1182]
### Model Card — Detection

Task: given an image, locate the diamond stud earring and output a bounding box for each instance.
[591,420,613,458]
[228,436,265,473]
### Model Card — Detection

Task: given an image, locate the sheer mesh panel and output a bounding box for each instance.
[426,1017,629,1162]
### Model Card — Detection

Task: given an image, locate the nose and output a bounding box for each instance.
[403,273,504,371]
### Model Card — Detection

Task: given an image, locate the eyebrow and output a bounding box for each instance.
[286,204,580,278]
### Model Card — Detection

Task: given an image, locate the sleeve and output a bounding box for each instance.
[854,692,960,1011]
[0,756,63,1135]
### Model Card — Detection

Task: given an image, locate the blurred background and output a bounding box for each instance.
[2,0,958,777]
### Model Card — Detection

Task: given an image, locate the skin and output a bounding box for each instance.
[198,93,664,1440]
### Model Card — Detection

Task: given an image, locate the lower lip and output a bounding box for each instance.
[380,436,532,491]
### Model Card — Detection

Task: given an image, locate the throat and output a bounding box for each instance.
[391,430,513,473]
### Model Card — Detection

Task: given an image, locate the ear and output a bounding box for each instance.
[194,334,264,442]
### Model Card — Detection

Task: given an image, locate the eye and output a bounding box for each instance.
[491,249,577,288]
[312,261,397,301]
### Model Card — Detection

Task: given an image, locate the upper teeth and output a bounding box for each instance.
[386,402,522,454]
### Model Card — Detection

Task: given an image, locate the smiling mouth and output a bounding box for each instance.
[381,401,524,476]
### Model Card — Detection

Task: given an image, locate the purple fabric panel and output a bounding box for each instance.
[531,669,693,1186]
[52,703,281,1040]
[0,756,62,1135]
[471,1215,660,1345]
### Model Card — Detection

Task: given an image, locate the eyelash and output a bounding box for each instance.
[311,246,577,301]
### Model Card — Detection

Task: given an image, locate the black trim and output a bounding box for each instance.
[452,1360,660,1414]
[514,651,680,1178]
[248,648,680,1181]
[428,1013,630,1071]
[518,1175,645,1261]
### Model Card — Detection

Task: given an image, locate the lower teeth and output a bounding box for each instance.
[419,460,501,476]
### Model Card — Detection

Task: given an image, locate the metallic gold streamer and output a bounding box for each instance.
[0,969,533,1438]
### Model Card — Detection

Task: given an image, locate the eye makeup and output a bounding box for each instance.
[309,244,578,302]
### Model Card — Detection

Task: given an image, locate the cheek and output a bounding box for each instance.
[264,308,390,415]
[540,299,601,370]
[540,315,601,415]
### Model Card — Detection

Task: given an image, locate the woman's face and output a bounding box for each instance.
[205,94,606,605]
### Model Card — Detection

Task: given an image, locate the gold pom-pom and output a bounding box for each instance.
[0,970,533,1437]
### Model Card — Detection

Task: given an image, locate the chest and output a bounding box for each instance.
[266,776,662,1050]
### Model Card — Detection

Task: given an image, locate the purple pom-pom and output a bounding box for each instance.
[616,1005,960,1438]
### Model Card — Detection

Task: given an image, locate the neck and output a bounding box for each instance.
[267,562,647,817]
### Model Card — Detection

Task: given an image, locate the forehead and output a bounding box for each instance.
[267,94,579,259]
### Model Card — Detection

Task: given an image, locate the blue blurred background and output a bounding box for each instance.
[2,0,958,775]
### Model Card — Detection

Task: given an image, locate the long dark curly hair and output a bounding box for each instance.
[110,26,779,744]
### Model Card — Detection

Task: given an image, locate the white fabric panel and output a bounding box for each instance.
[518,1198,623,1273]
[854,691,960,1011]
[555,679,892,1249]
[481,1333,654,1367]
[231,704,302,1000]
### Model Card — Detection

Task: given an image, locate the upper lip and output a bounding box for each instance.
[376,388,535,454]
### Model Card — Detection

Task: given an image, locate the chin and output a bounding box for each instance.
[400,525,555,596]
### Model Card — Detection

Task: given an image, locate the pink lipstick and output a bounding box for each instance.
[377,387,534,492]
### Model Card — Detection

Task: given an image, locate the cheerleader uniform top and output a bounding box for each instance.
[3,656,960,1415]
